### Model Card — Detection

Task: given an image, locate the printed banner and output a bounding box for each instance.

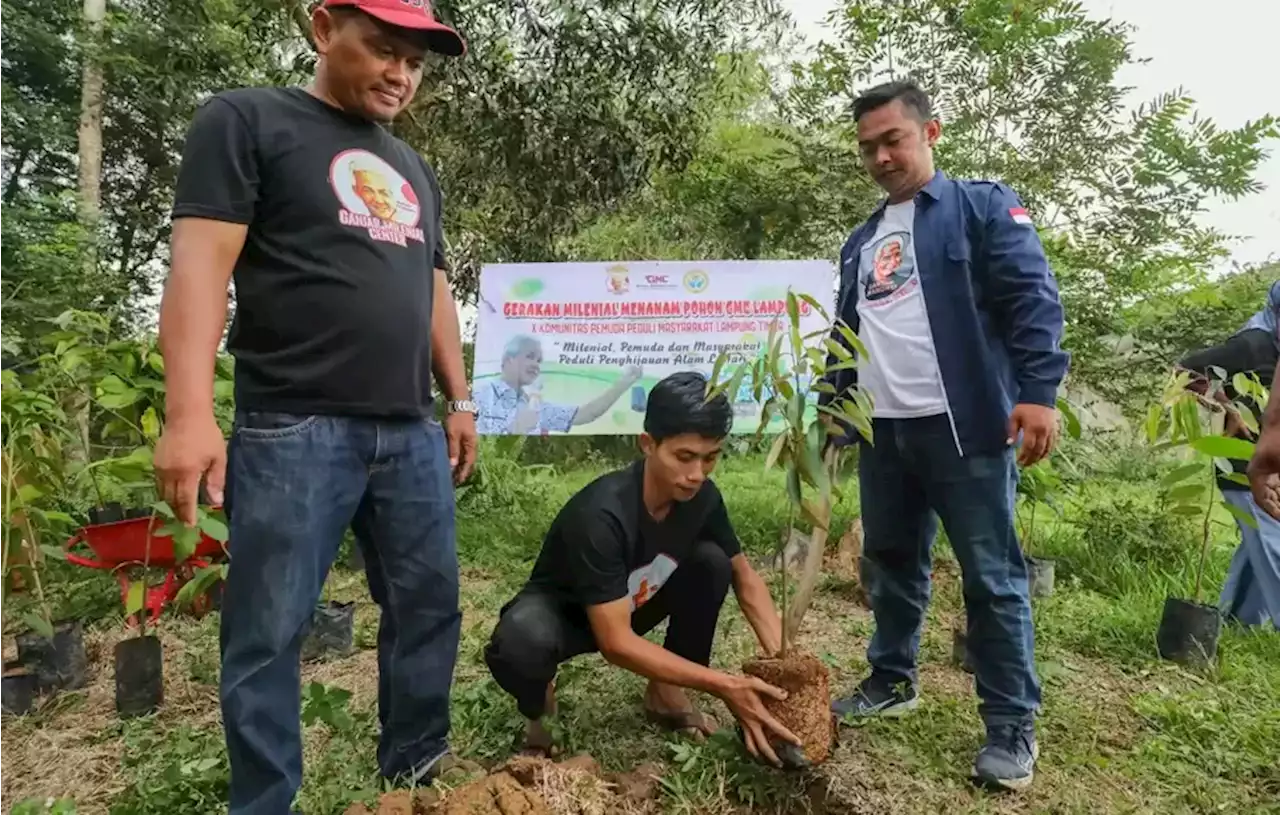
[472,260,837,435]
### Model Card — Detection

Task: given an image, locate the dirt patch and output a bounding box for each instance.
[742,650,834,765]
[346,754,660,815]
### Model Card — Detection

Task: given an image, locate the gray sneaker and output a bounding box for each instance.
[972,721,1039,790]
[831,675,919,723]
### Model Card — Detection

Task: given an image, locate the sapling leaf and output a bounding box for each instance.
[39,544,68,561]
[16,484,42,504]
[125,581,146,616]
[723,364,748,409]
[776,376,795,401]
[21,612,54,639]
[1162,463,1206,487]
[1189,435,1255,460]
[824,338,853,362]
[765,433,788,472]
[1166,483,1207,502]
[172,524,201,563]
[1175,398,1202,442]
[175,564,225,609]
[708,352,727,393]
[141,407,161,441]
[1144,404,1163,443]
[198,515,229,543]
[799,499,826,530]
[1238,409,1260,436]
[751,357,765,402]
[1220,472,1250,487]
[835,322,868,359]
[1056,397,1082,440]
[1170,505,1205,517]
[797,292,830,321]
[804,421,830,501]
[786,462,802,508]
[1223,500,1259,529]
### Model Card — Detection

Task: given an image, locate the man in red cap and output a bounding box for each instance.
[155,2,473,811]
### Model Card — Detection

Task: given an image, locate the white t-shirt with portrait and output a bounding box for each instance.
[854,200,948,418]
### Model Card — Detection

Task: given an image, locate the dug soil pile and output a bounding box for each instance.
[344,754,661,815]
[743,649,835,765]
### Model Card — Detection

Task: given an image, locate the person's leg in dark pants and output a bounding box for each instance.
[914,417,1040,788]
[834,418,935,719]
[484,593,597,722]
[220,413,369,815]
[353,418,462,784]
[632,540,733,727]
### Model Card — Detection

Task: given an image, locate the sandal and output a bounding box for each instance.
[643,706,719,739]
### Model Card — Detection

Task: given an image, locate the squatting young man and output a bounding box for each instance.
[483,372,802,766]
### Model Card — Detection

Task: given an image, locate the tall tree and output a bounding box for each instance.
[77,0,107,277]
[398,0,786,299]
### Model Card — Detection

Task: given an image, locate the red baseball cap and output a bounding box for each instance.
[322,0,466,57]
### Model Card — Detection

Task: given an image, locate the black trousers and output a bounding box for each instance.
[483,540,733,719]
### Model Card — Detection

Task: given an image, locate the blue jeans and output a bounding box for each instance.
[1220,490,1280,628]
[859,415,1040,726]
[220,412,460,815]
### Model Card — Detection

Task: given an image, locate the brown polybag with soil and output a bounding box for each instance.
[739,517,839,766]
[742,649,834,766]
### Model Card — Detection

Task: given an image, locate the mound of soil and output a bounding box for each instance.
[742,649,835,766]
[345,754,661,815]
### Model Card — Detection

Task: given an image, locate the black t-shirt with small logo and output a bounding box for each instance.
[522,460,742,611]
[171,87,449,417]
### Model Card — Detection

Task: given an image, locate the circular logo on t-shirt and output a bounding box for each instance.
[329,149,421,227]
[863,231,916,301]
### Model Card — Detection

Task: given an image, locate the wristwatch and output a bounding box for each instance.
[447,399,478,414]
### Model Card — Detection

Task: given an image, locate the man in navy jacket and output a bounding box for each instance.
[822,80,1069,791]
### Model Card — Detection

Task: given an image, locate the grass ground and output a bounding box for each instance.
[3,437,1279,814]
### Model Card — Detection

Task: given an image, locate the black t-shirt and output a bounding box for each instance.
[524,460,743,610]
[171,87,449,417]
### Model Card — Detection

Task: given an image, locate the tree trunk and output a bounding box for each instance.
[77,0,107,276]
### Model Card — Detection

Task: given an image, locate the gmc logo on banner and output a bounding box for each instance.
[645,275,669,284]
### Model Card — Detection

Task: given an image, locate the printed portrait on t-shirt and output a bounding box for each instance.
[626,553,678,611]
[862,230,917,302]
[329,149,427,247]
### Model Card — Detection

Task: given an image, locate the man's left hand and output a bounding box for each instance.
[1007,403,1058,467]
[445,411,478,484]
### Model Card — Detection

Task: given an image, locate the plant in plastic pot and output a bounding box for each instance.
[1146,368,1268,669]
[1015,400,1081,600]
[708,289,872,770]
[2,383,92,695]
[302,581,356,662]
[115,573,164,718]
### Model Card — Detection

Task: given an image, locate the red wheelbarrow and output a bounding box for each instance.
[63,515,228,625]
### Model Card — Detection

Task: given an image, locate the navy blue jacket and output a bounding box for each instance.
[823,170,1069,457]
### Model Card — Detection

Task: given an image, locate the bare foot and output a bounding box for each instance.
[517,681,559,757]
[520,719,555,757]
[643,681,718,740]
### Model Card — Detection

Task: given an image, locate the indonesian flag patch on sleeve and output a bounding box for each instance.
[1009,207,1033,225]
